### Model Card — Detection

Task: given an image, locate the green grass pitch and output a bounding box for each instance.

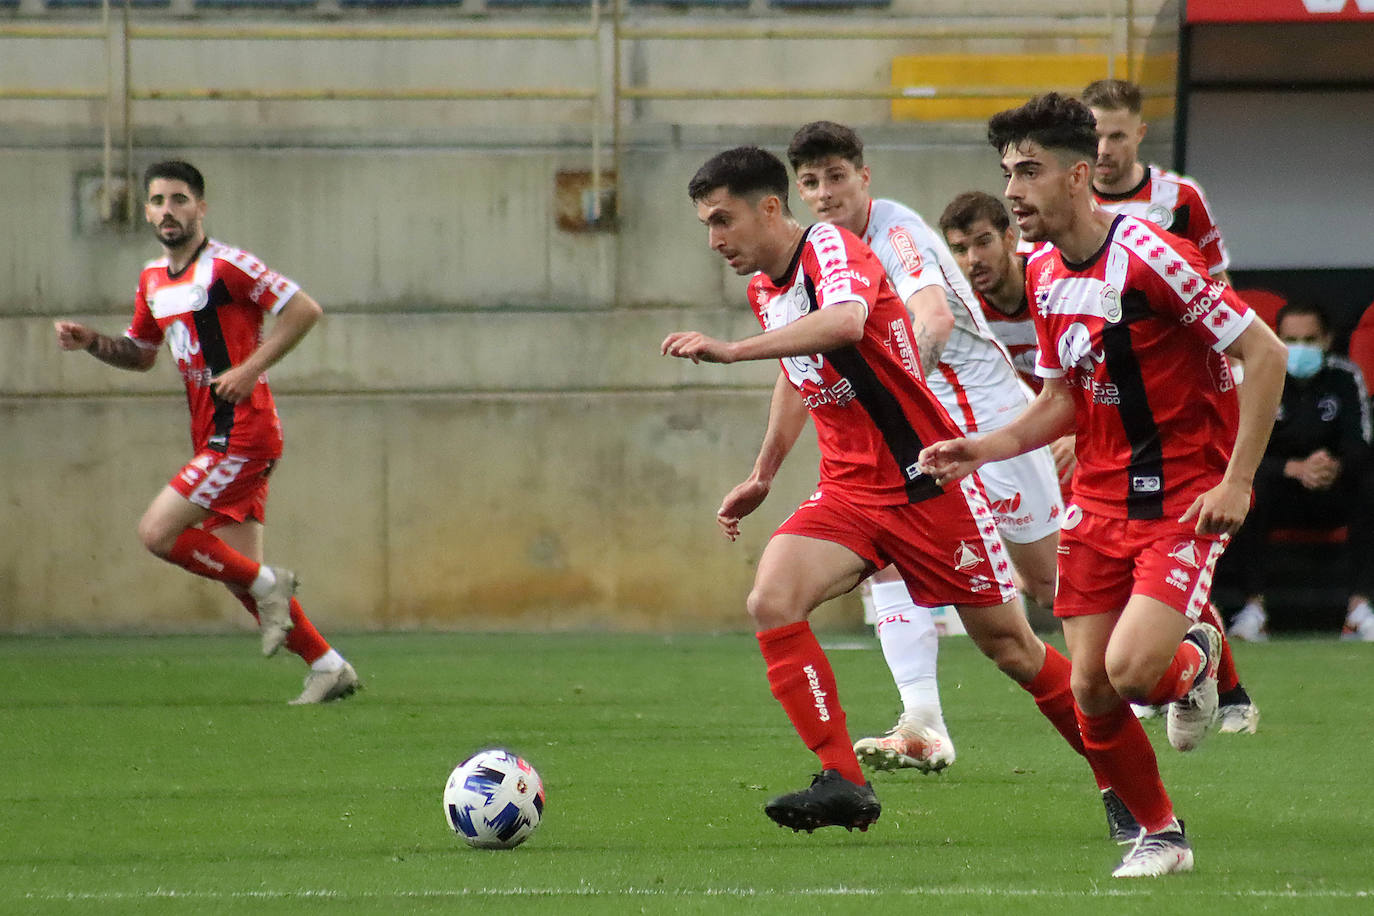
[1,632,1370,914]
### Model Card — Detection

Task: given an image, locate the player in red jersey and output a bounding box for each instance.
[54,160,359,705]
[1082,79,1231,285]
[662,146,1106,836]
[921,95,1286,877]
[786,121,1065,782]
[1081,79,1258,733]
[940,190,1262,737]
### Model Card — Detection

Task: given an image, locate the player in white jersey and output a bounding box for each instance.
[1082,79,1232,285]
[787,121,1065,776]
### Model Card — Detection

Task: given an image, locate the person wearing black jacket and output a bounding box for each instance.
[1226,302,1374,641]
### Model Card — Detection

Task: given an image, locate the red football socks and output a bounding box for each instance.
[166,528,260,588]
[232,593,329,664]
[757,621,865,786]
[1023,644,1111,789]
[284,597,329,663]
[1199,602,1240,693]
[1076,700,1175,833]
[1143,638,1206,707]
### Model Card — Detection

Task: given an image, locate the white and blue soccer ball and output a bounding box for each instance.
[443,748,545,849]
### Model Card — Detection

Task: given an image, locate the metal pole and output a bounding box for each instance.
[611,0,623,306]
[590,0,601,226]
[122,0,134,224]
[1105,0,1116,79]
[1126,0,1136,84]
[102,0,113,222]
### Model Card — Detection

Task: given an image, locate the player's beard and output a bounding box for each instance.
[967,263,999,293]
[155,220,196,249]
[1095,159,1125,188]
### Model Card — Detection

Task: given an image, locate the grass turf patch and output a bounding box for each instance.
[1,632,1370,914]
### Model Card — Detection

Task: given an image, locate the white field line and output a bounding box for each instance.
[17,886,1373,902]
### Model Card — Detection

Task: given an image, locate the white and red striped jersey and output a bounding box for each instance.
[974,255,1041,392]
[125,238,299,459]
[1028,215,1254,520]
[860,198,1028,434]
[748,222,962,506]
[1094,165,1231,276]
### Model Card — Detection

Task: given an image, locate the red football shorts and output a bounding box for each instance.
[774,475,1017,609]
[1054,504,1227,620]
[168,450,275,530]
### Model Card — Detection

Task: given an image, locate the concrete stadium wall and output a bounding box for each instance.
[0,3,1179,634]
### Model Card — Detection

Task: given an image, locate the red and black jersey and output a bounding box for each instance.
[747,222,962,506]
[1094,165,1230,276]
[1027,215,1253,520]
[125,238,299,458]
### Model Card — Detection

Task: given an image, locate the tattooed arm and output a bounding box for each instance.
[905,285,954,377]
[54,321,157,371]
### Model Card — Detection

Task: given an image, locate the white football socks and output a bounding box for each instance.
[871,579,949,733]
[311,649,345,673]
[249,565,276,600]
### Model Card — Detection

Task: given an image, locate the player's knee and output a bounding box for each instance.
[746,586,804,630]
[1104,656,1153,703]
[970,624,1041,682]
[136,515,177,557]
[1022,575,1057,610]
[1070,668,1117,713]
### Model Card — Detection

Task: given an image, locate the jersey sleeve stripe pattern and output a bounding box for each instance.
[1121,221,1252,352]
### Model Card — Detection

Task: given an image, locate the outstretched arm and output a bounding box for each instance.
[920,376,1076,485]
[210,292,323,404]
[717,371,810,541]
[54,321,157,371]
[661,300,866,364]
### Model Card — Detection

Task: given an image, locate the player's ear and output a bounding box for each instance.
[1069,157,1093,192]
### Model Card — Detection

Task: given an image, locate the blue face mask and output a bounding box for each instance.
[1286,343,1324,380]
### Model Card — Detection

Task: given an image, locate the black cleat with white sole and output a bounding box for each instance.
[764,769,881,833]
[1102,788,1143,844]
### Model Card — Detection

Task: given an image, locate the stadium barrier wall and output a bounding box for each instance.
[0,3,1179,633]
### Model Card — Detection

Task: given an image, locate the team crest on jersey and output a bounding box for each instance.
[1168,541,1202,569]
[953,541,984,571]
[1101,287,1123,323]
[1145,204,1173,228]
[888,227,924,275]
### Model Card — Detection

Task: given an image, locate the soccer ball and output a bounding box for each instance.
[442,748,545,849]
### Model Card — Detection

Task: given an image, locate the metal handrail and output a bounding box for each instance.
[127,23,595,40]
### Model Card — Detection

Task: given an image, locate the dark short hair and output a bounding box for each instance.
[1081,79,1143,115]
[1276,301,1330,335]
[987,92,1099,166]
[143,160,205,198]
[786,121,864,170]
[688,146,791,212]
[939,190,1011,235]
